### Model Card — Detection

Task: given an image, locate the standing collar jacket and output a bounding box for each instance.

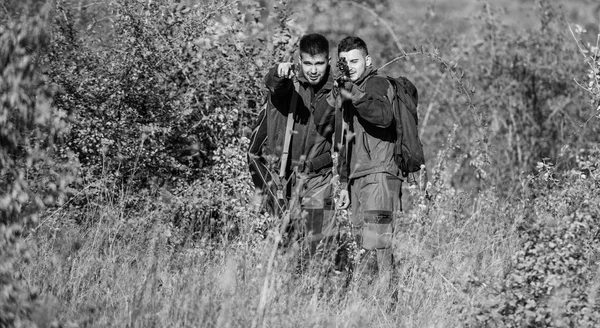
[248,64,336,187]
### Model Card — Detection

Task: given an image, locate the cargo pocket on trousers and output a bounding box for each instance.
[362,209,393,249]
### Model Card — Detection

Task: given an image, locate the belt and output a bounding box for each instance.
[291,152,333,174]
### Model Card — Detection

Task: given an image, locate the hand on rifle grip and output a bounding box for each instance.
[336,189,350,209]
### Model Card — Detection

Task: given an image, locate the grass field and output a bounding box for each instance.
[3,0,600,327]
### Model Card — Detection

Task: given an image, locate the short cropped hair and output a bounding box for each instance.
[337,36,369,55]
[299,33,329,57]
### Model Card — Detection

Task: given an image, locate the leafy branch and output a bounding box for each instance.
[568,23,600,116]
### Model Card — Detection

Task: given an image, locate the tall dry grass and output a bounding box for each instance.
[18,132,522,328]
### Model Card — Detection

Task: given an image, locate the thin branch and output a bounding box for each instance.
[581,110,599,127]
[572,78,595,95]
[436,268,463,296]
[339,0,404,53]
[568,25,589,59]
[31,182,97,233]
[378,52,416,71]
[1,3,14,25]
[568,23,600,132]
[420,70,447,136]
[80,2,104,9]
[380,50,477,119]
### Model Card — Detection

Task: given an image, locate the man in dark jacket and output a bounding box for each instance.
[248,33,336,254]
[333,36,402,276]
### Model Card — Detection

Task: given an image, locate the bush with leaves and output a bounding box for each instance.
[36,0,305,241]
[44,0,282,190]
[570,23,600,114]
[460,24,600,328]
[167,137,257,246]
[1,6,75,326]
[463,153,600,327]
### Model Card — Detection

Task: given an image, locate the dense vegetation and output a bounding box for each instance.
[1,0,600,326]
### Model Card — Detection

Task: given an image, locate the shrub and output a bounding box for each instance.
[464,152,600,327]
[43,0,279,191]
[1,5,75,326]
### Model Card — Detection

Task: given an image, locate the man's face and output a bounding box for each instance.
[299,52,329,85]
[338,49,371,82]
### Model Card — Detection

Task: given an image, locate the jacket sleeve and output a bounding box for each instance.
[347,77,393,128]
[247,105,270,191]
[264,65,293,108]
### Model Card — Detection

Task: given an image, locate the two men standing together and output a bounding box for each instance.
[248,33,410,277]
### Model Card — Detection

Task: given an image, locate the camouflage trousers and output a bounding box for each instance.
[349,172,402,277]
[349,172,402,249]
[297,169,336,252]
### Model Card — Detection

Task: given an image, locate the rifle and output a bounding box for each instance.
[277,76,300,202]
[336,57,351,84]
[334,57,351,169]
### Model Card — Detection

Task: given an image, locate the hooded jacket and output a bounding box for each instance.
[248,64,335,192]
[338,66,399,187]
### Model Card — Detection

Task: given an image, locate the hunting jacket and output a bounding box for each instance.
[338,66,399,189]
[247,65,335,192]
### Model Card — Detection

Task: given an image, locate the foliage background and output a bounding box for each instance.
[2,0,600,327]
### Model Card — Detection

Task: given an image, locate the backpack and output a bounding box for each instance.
[385,76,425,176]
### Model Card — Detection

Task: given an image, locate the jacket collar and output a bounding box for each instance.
[354,66,378,85]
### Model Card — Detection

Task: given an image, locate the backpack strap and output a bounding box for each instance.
[385,77,396,106]
[278,79,300,182]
